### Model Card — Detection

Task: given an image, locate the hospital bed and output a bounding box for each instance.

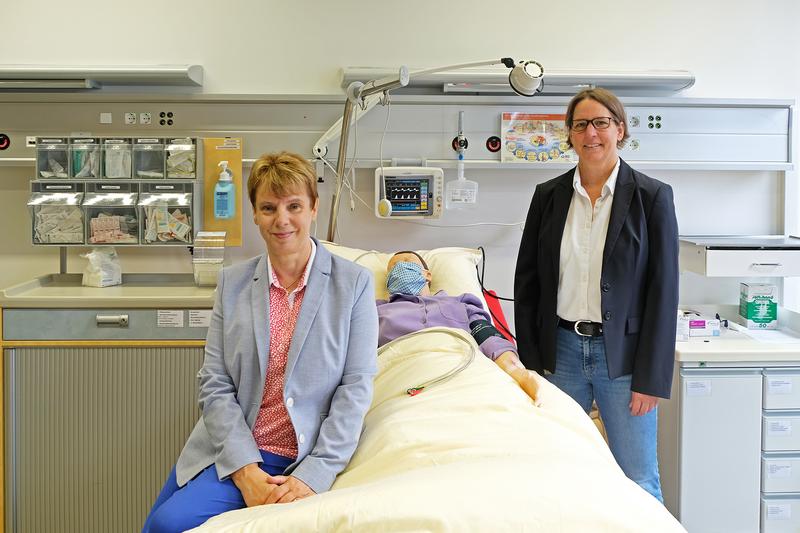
[192,245,685,532]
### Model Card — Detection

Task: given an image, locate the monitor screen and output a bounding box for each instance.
[384,176,431,216]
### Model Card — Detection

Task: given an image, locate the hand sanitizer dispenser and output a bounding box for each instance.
[214,160,235,219]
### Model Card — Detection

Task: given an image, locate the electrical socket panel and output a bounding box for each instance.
[139,112,152,125]
[124,112,137,125]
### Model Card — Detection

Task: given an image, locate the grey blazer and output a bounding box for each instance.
[175,239,378,493]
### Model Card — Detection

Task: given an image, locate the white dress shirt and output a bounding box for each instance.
[557,159,620,322]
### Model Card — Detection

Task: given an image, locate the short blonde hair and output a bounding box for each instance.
[247,151,318,208]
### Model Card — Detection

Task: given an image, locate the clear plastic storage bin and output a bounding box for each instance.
[102,138,132,179]
[36,137,70,178]
[70,137,101,179]
[133,138,165,179]
[165,137,197,179]
[138,182,193,244]
[192,231,226,286]
[28,182,84,244]
[83,183,139,245]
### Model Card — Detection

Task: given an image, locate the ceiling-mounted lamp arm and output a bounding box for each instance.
[323,57,544,241]
[325,67,409,241]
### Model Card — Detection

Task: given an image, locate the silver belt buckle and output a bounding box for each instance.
[574,320,592,337]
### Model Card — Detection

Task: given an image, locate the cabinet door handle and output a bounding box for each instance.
[96,314,129,327]
[750,263,782,271]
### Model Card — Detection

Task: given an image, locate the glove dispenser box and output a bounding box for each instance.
[138,182,193,244]
[28,182,85,244]
[83,183,139,245]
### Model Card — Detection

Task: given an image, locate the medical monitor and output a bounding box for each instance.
[374,167,443,219]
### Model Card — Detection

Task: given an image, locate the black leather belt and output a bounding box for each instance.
[558,318,603,337]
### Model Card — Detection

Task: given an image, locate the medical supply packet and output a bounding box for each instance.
[81,247,122,287]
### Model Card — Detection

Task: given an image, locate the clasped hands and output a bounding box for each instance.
[232,463,315,507]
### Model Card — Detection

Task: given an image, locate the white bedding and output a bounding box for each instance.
[194,328,685,532]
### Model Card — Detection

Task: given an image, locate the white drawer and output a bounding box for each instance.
[764,371,800,410]
[763,454,800,493]
[706,250,800,277]
[680,241,800,277]
[761,496,800,532]
[763,413,800,451]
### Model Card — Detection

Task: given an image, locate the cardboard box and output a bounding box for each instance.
[676,313,690,341]
[739,283,778,329]
[688,315,721,337]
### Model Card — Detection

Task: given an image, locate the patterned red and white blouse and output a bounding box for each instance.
[252,242,316,458]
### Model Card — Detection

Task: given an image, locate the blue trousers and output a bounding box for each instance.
[142,450,293,533]
[547,327,663,502]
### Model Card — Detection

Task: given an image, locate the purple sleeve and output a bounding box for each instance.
[460,294,518,361]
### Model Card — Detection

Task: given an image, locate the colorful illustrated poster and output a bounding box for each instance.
[501,113,576,163]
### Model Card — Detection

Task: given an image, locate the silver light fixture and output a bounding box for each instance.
[320,57,544,241]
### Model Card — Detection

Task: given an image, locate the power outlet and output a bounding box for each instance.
[124,112,137,125]
[139,112,152,125]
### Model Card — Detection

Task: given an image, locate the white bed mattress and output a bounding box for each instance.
[193,327,685,532]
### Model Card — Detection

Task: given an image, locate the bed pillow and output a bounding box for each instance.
[321,241,486,304]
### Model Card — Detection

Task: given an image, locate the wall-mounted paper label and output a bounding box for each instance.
[686,379,712,396]
[767,463,792,478]
[157,310,185,328]
[768,378,793,395]
[767,504,791,520]
[768,420,793,436]
[189,310,212,328]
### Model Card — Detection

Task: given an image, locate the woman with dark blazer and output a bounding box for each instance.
[514,88,679,501]
[143,152,378,532]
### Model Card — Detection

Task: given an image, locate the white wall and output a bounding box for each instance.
[3,1,799,97]
[1,0,799,330]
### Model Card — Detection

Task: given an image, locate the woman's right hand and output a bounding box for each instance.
[231,463,276,507]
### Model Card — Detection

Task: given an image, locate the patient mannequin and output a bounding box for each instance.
[376,251,540,402]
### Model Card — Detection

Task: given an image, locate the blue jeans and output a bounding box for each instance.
[142,450,293,533]
[548,327,663,502]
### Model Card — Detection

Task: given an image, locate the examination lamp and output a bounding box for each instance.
[320,57,544,242]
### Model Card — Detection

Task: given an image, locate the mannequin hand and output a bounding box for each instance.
[495,352,541,405]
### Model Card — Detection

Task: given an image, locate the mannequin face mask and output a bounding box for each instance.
[387,261,428,296]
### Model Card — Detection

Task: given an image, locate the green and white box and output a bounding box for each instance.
[739,282,778,329]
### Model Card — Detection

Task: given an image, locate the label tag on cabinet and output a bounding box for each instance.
[768,378,793,395]
[685,379,711,396]
[157,310,185,328]
[767,504,791,520]
[768,420,793,436]
[767,462,792,478]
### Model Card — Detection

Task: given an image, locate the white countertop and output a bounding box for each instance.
[0,273,215,309]
[676,304,800,362]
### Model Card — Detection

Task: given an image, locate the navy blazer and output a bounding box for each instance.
[514,159,679,398]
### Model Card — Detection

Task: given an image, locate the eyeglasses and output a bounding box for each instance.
[570,116,615,132]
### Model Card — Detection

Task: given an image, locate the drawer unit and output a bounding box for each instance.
[679,237,800,277]
[2,308,210,340]
[763,412,800,451]
[764,371,800,410]
[761,495,800,533]
[763,454,800,493]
